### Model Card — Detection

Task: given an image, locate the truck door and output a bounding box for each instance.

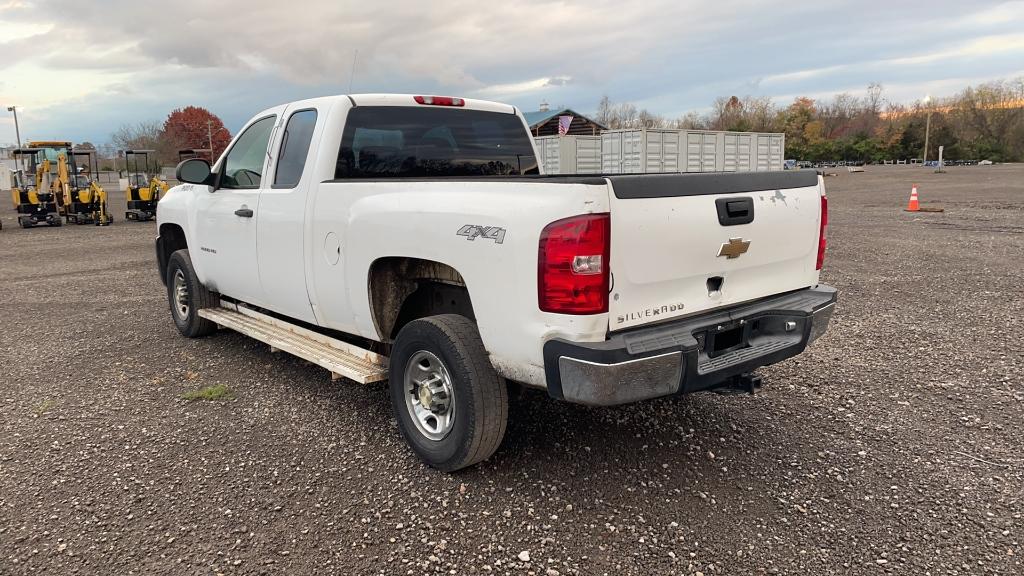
[255,107,321,324]
[192,114,277,307]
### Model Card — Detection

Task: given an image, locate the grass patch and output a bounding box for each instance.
[181,384,234,402]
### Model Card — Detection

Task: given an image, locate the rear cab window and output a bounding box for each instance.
[273,109,318,188]
[335,106,539,178]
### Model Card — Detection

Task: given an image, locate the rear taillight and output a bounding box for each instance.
[538,214,610,314]
[816,195,828,270]
[414,95,465,107]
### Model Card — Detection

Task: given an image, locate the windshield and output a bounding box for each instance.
[335,106,539,178]
[36,147,68,162]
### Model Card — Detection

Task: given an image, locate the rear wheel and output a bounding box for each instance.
[389,314,508,472]
[166,249,218,338]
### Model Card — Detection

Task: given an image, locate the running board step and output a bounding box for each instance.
[198,304,388,384]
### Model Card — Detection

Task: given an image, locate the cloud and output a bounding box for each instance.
[761,33,1024,86]
[1,0,1022,145]
[475,76,573,98]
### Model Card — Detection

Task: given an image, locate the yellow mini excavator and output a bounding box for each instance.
[21,141,111,226]
[10,147,62,228]
[59,148,112,226]
[123,149,168,221]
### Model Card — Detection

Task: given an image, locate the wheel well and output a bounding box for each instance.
[368,257,474,341]
[157,223,188,285]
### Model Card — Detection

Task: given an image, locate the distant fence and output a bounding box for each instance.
[93,171,178,187]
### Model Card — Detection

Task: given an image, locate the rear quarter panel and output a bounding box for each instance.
[309,180,611,387]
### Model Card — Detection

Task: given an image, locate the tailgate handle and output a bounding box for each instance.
[716,197,754,226]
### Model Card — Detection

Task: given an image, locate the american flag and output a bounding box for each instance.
[557,115,574,136]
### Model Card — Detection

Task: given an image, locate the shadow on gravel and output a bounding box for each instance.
[476,384,814,487]
[196,329,826,509]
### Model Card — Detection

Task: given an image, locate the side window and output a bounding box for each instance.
[273,109,318,188]
[221,116,276,189]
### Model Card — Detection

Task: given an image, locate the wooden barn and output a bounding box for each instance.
[522,107,606,136]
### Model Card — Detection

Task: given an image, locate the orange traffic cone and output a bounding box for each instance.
[905,184,920,212]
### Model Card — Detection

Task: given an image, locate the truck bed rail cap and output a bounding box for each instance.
[608,170,820,199]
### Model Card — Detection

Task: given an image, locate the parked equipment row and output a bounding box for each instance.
[3,142,169,230]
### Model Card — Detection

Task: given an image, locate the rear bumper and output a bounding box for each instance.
[543,285,837,406]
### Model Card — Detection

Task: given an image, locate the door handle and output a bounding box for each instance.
[234,207,254,218]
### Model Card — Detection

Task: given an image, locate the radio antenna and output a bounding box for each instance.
[348,49,359,94]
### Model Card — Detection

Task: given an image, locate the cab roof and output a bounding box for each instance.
[254,94,518,117]
[347,94,516,115]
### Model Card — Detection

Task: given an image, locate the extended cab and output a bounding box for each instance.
[157,94,836,471]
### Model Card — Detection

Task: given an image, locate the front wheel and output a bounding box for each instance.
[389,315,508,472]
[166,249,218,338]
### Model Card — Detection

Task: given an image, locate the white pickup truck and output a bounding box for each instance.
[157,93,836,471]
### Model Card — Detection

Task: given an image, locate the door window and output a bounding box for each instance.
[221,116,276,189]
[273,110,318,188]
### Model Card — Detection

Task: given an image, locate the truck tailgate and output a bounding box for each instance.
[607,171,824,330]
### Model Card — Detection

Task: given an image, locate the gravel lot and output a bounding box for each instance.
[1,165,1021,575]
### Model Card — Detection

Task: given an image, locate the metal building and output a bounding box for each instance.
[601,129,786,174]
[534,135,602,174]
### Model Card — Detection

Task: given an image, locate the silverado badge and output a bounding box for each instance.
[717,237,751,259]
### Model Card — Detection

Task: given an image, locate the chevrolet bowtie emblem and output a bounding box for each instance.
[717,237,751,259]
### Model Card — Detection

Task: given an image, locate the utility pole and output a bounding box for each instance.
[922,95,932,163]
[207,119,229,161]
[7,105,23,170]
[6,106,21,148]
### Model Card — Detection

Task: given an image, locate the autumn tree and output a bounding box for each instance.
[778,97,816,159]
[709,96,743,131]
[163,106,232,160]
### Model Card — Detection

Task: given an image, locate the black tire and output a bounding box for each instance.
[166,249,218,338]
[389,314,508,472]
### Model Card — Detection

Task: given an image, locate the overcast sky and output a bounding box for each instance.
[2,0,1023,144]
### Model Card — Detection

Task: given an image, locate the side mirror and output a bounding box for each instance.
[175,158,213,185]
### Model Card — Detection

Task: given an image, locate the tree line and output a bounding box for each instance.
[594,78,1024,162]
[106,106,232,171]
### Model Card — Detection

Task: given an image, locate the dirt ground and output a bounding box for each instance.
[1,165,1021,575]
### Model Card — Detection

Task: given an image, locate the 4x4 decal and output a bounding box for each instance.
[457,225,506,244]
